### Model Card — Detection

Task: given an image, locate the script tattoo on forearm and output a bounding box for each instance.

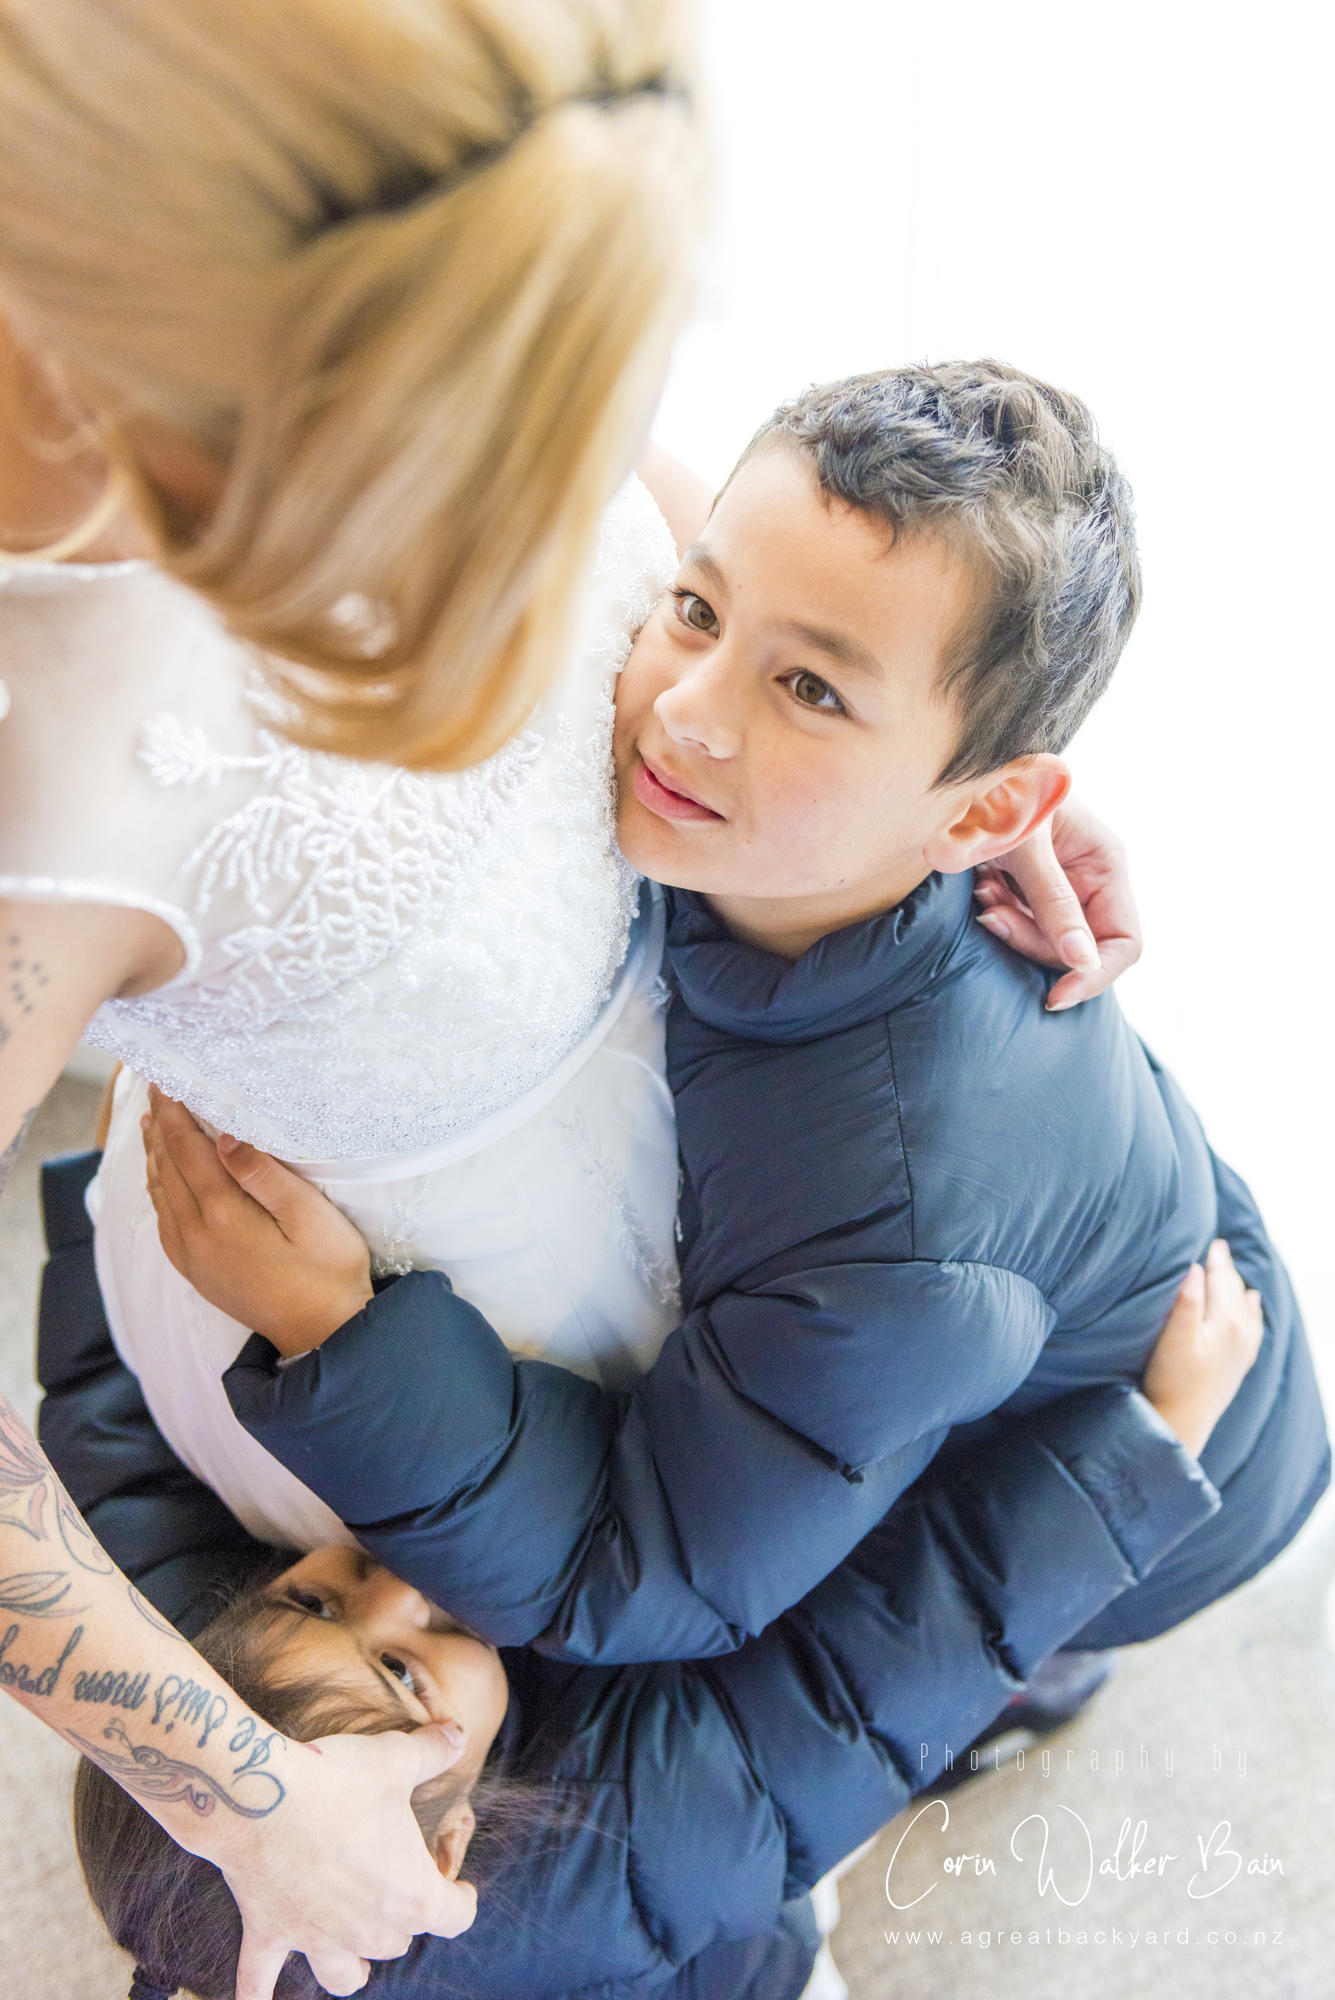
[68,1717,286,1819]
[0,1621,83,1694]
[0,1392,291,1824]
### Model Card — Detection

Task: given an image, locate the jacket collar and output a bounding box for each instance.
[663,869,977,1044]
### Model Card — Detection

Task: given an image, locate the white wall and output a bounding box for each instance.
[653,0,1334,1388]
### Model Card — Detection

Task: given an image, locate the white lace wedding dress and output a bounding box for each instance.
[0,477,682,1549]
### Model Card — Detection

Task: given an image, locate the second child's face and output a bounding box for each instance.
[614,445,985,950]
[264,1547,509,1878]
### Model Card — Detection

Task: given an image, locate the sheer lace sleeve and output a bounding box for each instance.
[0,562,266,979]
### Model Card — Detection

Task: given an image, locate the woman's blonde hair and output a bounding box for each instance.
[0,0,703,767]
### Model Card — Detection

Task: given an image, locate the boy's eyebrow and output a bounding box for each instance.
[679,544,884,680]
[779,618,884,680]
[679,543,727,591]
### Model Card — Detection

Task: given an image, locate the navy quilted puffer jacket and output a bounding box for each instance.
[40,1150,1216,2000]
[228,871,1328,1663]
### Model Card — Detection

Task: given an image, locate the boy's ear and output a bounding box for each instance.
[923,754,1071,875]
[432,1801,477,1883]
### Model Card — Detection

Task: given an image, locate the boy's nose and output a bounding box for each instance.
[654,662,741,760]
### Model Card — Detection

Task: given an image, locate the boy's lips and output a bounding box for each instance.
[632,754,725,823]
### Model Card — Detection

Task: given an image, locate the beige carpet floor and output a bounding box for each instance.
[2,1079,1332,1999]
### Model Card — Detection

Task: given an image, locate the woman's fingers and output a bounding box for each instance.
[236,1933,370,2000]
[975,889,1138,1012]
[234,1935,302,2000]
[296,1947,373,1998]
[974,893,1117,1013]
[1046,927,1141,1012]
[978,799,1144,1011]
[987,822,1100,968]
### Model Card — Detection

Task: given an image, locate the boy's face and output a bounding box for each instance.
[615,445,1060,956]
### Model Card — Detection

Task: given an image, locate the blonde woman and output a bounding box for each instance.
[0,2,1136,1995]
[0,4,703,1994]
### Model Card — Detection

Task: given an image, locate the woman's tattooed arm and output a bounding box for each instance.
[67,1717,286,1820]
[0,1389,286,1821]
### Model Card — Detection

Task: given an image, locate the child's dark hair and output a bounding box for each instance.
[738,359,1141,784]
[73,1569,525,2000]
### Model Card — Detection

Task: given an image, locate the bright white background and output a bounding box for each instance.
[653,0,1334,1392]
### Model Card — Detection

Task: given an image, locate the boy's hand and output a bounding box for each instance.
[1142,1239,1265,1457]
[142,1088,374,1357]
[974,799,1142,1012]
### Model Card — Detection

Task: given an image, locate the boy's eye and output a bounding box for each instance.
[785,670,845,714]
[673,589,719,636]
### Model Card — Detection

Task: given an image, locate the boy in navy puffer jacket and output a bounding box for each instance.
[146,362,1328,1682]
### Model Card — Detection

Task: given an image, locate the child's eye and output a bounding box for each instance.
[380,1652,424,1699]
[784,670,846,714]
[672,589,719,636]
[285,1586,335,1620]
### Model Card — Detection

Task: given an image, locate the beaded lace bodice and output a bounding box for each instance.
[0,477,677,1160]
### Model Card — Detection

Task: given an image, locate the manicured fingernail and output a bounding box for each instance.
[217,1133,238,1155]
[441,1719,466,1746]
[1060,928,1100,968]
[976,911,1011,942]
[1045,995,1074,1012]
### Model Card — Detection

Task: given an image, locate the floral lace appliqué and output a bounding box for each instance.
[83,477,677,1164]
[138,712,542,1011]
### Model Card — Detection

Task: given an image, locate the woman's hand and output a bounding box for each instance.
[0,1385,475,2000]
[143,1088,373,1356]
[973,798,1142,1011]
[1142,1239,1265,1458]
[213,1725,479,2000]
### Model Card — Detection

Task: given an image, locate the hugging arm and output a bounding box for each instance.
[223,1252,1246,1663]
[186,1099,1255,1665]
[217,1227,1053,1657]
[697,1379,1217,1896]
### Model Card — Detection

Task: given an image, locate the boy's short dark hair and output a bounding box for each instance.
[739,360,1141,784]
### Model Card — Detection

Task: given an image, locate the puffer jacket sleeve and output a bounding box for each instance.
[647,1382,1221,1929]
[224,1264,1206,1669]
[452,1380,1223,1991]
[36,1151,276,1639]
